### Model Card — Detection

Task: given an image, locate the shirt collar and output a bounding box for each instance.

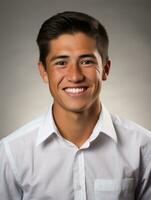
[88,104,117,144]
[36,104,118,146]
[100,104,118,143]
[36,105,57,146]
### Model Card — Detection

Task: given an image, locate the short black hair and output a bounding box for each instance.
[37,11,109,68]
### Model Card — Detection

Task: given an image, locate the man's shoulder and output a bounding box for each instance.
[111,114,151,141]
[1,115,44,147]
[0,115,46,178]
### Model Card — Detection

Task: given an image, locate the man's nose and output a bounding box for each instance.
[66,63,85,83]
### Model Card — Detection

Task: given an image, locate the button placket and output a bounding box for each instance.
[73,150,86,200]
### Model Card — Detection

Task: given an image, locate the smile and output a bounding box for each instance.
[64,87,87,94]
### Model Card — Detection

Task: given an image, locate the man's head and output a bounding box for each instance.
[37,11,109,68]
[37,11,111,114]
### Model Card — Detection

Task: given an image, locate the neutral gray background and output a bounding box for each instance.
[0,0,151,139]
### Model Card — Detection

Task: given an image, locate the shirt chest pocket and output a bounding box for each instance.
[94,178,135,200]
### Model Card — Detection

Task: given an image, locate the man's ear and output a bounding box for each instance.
[38,62,48,84]
[102,60,111,81]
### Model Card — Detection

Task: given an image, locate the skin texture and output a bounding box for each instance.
[38,32,110,147]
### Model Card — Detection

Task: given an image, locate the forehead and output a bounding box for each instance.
[48,32,97,55]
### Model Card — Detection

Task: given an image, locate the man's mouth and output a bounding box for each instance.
[64,87,87,94]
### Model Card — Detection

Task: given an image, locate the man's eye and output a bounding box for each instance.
[55,61,66,66]
[80,60,96,65]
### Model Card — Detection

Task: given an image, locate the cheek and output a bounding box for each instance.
[47,67,57,80]
[86,67,102,84]
[95,67,103,86]
[95,65,102,74]
[90,69,103,94]
[47,70,65,90]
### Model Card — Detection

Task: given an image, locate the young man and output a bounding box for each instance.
[0,11,151,200]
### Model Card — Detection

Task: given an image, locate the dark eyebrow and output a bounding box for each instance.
[49,55,69,62]
[49,54,96,63]
[79,54,96,59]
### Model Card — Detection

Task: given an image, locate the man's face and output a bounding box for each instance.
[39,32,110,113]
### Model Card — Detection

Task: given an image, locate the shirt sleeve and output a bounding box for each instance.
[0,141,23,200]
[136,144,151,200]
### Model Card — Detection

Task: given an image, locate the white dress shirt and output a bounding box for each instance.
[0,105,151,200]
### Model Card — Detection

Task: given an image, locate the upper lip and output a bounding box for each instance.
[63,86,88,90]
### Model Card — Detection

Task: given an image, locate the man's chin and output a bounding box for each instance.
[62,103,93,114]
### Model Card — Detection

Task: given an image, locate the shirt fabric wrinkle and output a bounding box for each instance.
[0,104,151,200]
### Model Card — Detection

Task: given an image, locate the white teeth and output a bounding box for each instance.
[65,88,84,94]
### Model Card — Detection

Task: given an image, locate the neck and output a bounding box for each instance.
[52,101,101,147]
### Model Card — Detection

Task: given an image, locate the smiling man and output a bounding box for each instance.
[0,11,151,200]
[38,31,109,147]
